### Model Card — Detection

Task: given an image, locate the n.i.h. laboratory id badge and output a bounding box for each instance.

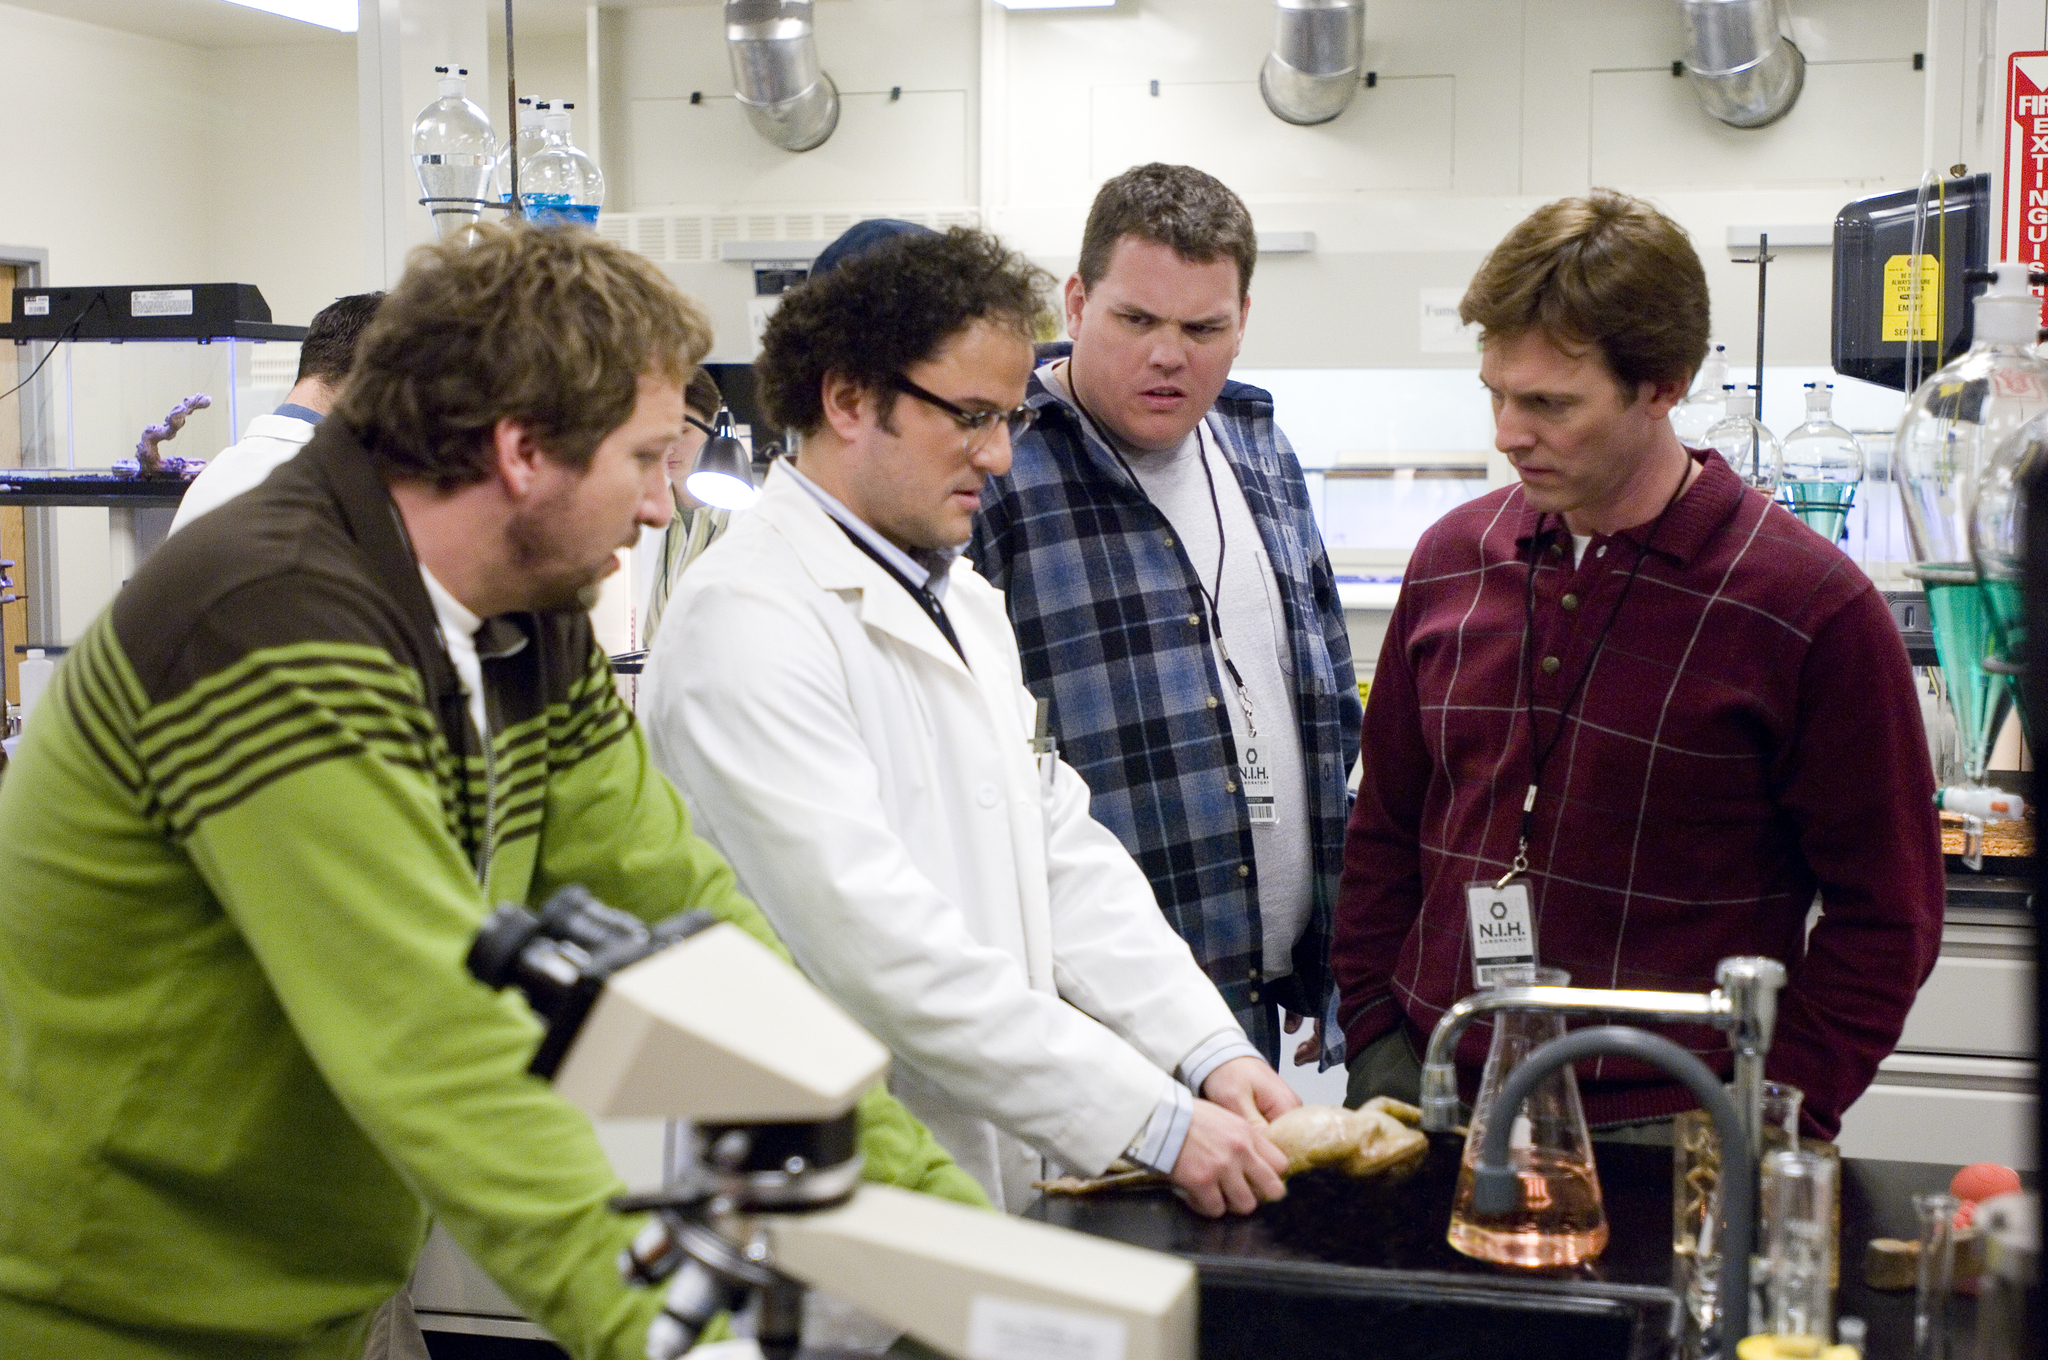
[1240,744,1276,825]
[1466,879,1535,987]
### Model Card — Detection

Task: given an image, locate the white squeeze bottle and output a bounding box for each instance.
[18,648,55,727]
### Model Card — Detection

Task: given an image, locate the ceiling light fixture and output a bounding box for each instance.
[992,0,1115,9]
[221,0,358,33]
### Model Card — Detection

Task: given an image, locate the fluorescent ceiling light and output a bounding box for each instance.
[994,0,1115,9]
[221,0,358,32]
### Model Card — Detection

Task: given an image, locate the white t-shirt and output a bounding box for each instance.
[421,566,488,744]
[1044,365,1313,976]
[166,412,318,535]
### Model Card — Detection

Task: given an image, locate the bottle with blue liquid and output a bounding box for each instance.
[492,97,545,208]
[520,102,604,228]
[1779,383,1861,543]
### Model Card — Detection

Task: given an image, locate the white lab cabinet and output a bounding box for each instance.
[412,1119,668,1341]
[1835,888,2037,1169]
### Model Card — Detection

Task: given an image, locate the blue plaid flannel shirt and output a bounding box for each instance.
[967,344,1361,1066]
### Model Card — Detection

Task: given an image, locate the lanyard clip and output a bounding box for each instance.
[1494,837,1530,891]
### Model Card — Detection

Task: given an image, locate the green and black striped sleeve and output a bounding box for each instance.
[110,572,671,1360]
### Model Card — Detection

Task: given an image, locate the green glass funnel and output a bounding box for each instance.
[1782,482,1857,544]
[1917,570,2014,785]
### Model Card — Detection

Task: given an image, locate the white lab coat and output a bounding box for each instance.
[167,412,317,535]
[643,464,1241,1209]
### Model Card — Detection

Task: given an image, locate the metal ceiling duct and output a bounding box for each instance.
[1679,0,1804,129]
[725,0,840,152]
[1259,0,1365,127]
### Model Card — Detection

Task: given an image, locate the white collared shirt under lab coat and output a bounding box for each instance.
[642,463,1245,1211]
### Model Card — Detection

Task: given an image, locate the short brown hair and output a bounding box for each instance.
[1459,189,1708,393]
[685,366,722,420]
[337,223,714,490]
[1077,163,1258,300]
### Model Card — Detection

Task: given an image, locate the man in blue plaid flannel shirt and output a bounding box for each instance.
[968,164,1360,1071]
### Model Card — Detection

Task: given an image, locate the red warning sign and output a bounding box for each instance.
[2002,53,2048,272]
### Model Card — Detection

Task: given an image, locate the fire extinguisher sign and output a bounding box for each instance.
[2002,52,2048,272]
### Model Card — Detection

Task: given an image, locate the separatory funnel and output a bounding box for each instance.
[1706,384,1781,494]
[492,97,545,209]
[1671,344,1730,446]
[1896,262,2048,857]
[1972,391,2048,747]
[412,65,495,239]
[1780,383,1862,544]
[520,102,605,229]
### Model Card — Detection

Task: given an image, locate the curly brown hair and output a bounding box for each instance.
[337,223,714,490]
[1459,189,1709,394]
[755,227,1051,436]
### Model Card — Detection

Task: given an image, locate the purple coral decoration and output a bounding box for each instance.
[136,393,212,475]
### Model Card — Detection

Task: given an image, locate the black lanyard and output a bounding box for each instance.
[1503,457,1692,888]
[1067,375,1259,740]
[832,520,968,667]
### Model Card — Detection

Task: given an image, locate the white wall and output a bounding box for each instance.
[209,41,364,328]
[2,6,214,292]
[0,0,2021,630]
[4,2,359,640]
[994,0,1925,372]
[597,0,1935,374]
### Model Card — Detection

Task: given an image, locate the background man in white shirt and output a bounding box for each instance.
[169,291,384,534]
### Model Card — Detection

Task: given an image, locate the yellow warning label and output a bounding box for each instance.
[1883,254,1941,342]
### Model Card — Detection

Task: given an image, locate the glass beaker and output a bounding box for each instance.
[1447,967,1608,1267]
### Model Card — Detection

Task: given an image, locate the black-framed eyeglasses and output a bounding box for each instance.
[889,373,1037,455]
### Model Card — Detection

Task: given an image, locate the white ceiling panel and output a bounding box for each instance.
[5,0,353,47]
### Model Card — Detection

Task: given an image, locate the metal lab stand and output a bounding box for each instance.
[0,472,192,598]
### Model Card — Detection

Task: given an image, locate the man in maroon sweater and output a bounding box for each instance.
[1333,190,1943,1140]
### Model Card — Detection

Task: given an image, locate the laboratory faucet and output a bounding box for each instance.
[1466,1027,1752,1358]
[1418,956,1788,1154]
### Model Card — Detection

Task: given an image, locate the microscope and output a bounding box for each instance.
[469,886,1196,1360]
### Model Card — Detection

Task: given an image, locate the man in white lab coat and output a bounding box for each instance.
[643,224,1298,1215]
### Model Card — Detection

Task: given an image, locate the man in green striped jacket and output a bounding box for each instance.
[0,224,980,1360]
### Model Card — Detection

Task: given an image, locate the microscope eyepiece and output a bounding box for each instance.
[467,885,719,1077]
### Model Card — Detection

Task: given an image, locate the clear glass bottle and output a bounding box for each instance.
[1897,262,2048,786]
[1780,383,1863,543]
[1670,343,1729,446]
[491,96,545,207]
[1970,398,2048,716]
[411,65,495,240]
[520,101,606,229]
[1762,1149,1838,1347]
[1913,1192,1962,1360]
[1448,967,1607,1268]
[1707,384,1782,494]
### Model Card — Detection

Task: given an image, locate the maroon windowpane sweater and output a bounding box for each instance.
[1334,451,1945,1138]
